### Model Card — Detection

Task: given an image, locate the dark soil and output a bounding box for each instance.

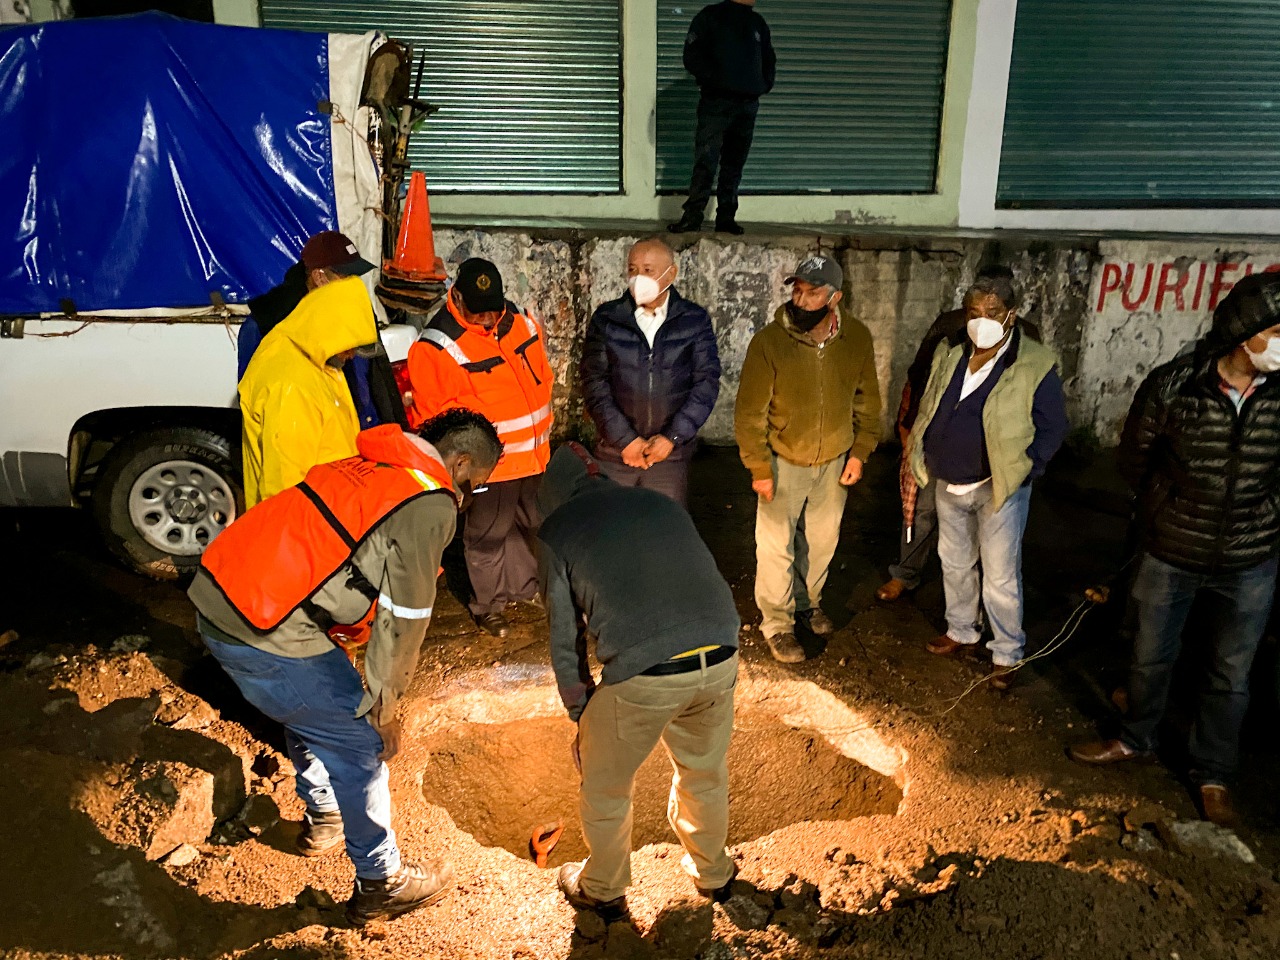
[1,443,1279,960]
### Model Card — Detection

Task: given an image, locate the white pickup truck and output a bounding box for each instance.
[0,14,416,579]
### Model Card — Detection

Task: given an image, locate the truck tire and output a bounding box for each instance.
[92,427,243,581]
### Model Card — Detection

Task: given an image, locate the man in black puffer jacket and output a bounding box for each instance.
[1071,273,1280,826]
[580,238,721,506]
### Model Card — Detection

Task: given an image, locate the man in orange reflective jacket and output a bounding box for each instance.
[189,411,501,926]
[406,258,555,637]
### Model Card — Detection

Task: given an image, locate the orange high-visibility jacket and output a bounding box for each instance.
[200,425,456,632]
[406,291,554,483]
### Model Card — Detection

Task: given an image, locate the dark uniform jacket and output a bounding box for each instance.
[580,287,721,462]
[1120,274,1280,575]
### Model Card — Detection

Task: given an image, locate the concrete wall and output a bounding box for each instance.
[428,227,1280,449]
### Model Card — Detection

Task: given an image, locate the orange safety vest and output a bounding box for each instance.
[201,425,456,633]
[407,292,554,484]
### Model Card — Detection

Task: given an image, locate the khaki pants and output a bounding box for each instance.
[576,653,738,901]
[754,455,848,638]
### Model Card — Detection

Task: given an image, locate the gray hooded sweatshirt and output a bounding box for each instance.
[537,446,740,721]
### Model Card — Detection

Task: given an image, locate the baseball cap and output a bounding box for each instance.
[785,254,843,290]
[300,231,377,277]
[454,258,506,313]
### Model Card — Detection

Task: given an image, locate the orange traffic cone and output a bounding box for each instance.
[384,171,447,283]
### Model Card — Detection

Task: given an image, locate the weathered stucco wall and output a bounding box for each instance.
[430,227,1280,449]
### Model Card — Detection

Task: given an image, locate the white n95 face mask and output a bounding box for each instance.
[967,313,1011,350]
[628,265,673,307]
[1246,336,1280,373]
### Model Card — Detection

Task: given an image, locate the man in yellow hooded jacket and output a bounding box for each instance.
[239,249,379,507]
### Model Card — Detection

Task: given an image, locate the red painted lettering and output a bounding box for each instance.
[1096,262,1123,311]
[1120,263,1155,311]
[1154,262,1190,312]
[1191,262,1208,310]
[1264,263,1280,273]
[1209,263,1238,310]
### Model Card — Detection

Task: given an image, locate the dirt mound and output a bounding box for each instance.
[419,711,901,866]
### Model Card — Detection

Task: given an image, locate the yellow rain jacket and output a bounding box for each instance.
[239,276,377,507]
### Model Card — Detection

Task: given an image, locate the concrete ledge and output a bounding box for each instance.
[427,225,1280,447]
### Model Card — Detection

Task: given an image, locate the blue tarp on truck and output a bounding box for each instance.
[0,12,342,314]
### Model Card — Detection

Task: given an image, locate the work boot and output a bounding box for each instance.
[1198,784,1237,827]
[714,219,745,235]
[296,808,345,858]
[557,861,629,922]
[346,859,455,926]
[476,612,510,638]
[766,632,805,664]
[667,214,703,234]
[800,608,835,636]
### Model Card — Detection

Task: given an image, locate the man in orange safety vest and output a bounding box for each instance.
[406,258,554,637]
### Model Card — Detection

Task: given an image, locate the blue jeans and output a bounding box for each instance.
[890,477,938,590]
[1120,553,1278,785]
[935,482,1032,666]
[201,632,400,879]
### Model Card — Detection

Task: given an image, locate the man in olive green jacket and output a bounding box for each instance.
[735,254,881,663]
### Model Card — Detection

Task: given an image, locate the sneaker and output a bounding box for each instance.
[557,861,628,921]
[766,632,805,664]
[667,215,703,234]
[346,859,455,926]
[714,219,745,235]
[296,809,344,858]
[801,609,836,636]
[476,612,510,638]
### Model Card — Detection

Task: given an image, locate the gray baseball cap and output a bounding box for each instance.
[785,254,843,290]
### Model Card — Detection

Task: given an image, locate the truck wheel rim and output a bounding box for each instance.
[128,459,236,557]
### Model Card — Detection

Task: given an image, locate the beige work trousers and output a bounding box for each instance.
[576,652,739,901]
[755,455,848,638]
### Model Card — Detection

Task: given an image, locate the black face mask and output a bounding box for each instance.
[785,299,829,332]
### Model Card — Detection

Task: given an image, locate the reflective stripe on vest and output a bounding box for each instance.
[492,402,553,435]
[200,456,454,633]
[422,328,471,367]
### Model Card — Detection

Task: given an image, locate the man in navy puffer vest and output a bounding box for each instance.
[580,238,722,506]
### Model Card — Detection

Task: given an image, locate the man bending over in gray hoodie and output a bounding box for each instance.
[537,443,741,919]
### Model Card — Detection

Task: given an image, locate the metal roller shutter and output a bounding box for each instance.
[260,0,623,193]
[655,0,952,194]
[999,1,1280,207]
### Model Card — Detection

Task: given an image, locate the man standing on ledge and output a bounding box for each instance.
[735,254,881,664]
[668,0,776,236]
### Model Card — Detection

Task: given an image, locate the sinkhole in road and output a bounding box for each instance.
[419,695,904,867]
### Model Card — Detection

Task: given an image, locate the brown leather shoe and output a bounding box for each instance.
[876,578,910,602]
[987,664,1017,691]
[1067,738,1148,765]
[1198,784,1237,827]
[926,634,975,657]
